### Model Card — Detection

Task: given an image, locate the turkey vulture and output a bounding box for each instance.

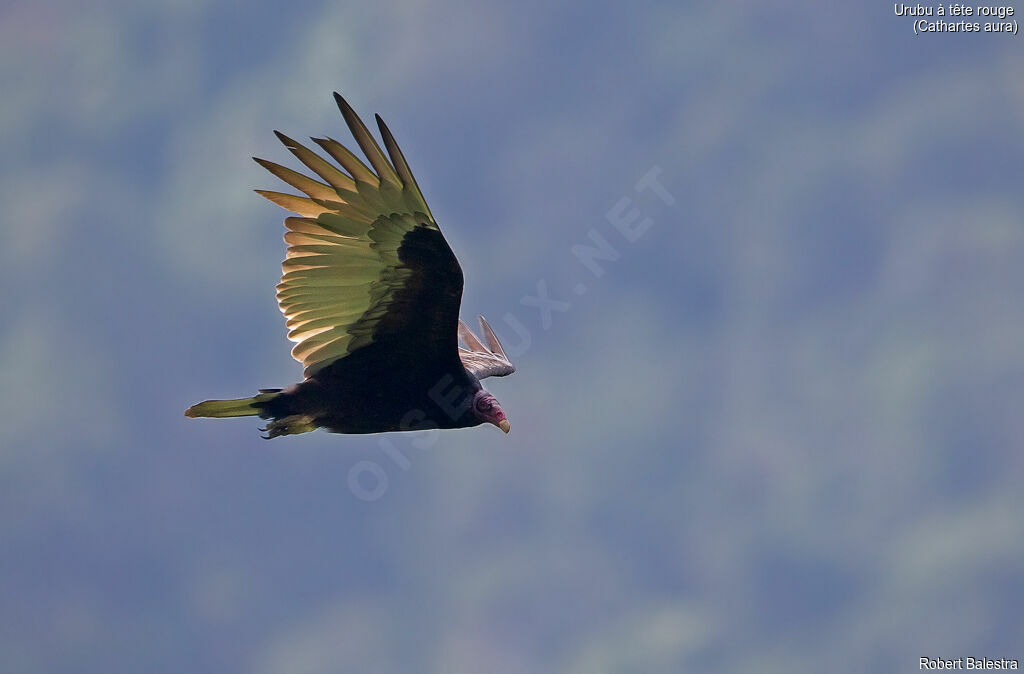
[185,93,515,438]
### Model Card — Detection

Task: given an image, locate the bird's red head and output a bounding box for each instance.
[472,390,510,433]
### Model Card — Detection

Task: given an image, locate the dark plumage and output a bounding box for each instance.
[185,93,515,438]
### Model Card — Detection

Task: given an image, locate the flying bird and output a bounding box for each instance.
[185,93,515,438]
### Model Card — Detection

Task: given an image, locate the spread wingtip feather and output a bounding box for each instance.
[332,92,401,188]
[458,316,515,380]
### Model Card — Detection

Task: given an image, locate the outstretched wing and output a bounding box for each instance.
[256,92,464,377]
[458,316,515,380]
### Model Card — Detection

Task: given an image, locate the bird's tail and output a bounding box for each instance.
[184,390,280,418]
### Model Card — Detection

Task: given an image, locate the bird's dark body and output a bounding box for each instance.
[257,225,483,433]
[258,351,483,433]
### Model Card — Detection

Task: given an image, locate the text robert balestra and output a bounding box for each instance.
[921,657,1019,670]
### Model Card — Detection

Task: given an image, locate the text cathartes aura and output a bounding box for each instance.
[185,93,516,438]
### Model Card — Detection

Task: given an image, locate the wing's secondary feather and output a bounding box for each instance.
[255,94,463,377]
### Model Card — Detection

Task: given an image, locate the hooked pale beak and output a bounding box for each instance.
[498,419,511,434]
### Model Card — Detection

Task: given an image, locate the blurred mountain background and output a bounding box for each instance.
[2,1,1023,672]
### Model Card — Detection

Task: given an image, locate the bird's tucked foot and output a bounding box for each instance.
[261,414,318,439]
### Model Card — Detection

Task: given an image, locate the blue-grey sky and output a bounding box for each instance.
[3,1,1024,672]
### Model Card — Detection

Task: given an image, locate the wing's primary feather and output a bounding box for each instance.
[255,94,463,377]
[273,131,357,193]
[252,158,338,202]
[332,92,402,188]
[376,114,433,220]
[458,316,515,379]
